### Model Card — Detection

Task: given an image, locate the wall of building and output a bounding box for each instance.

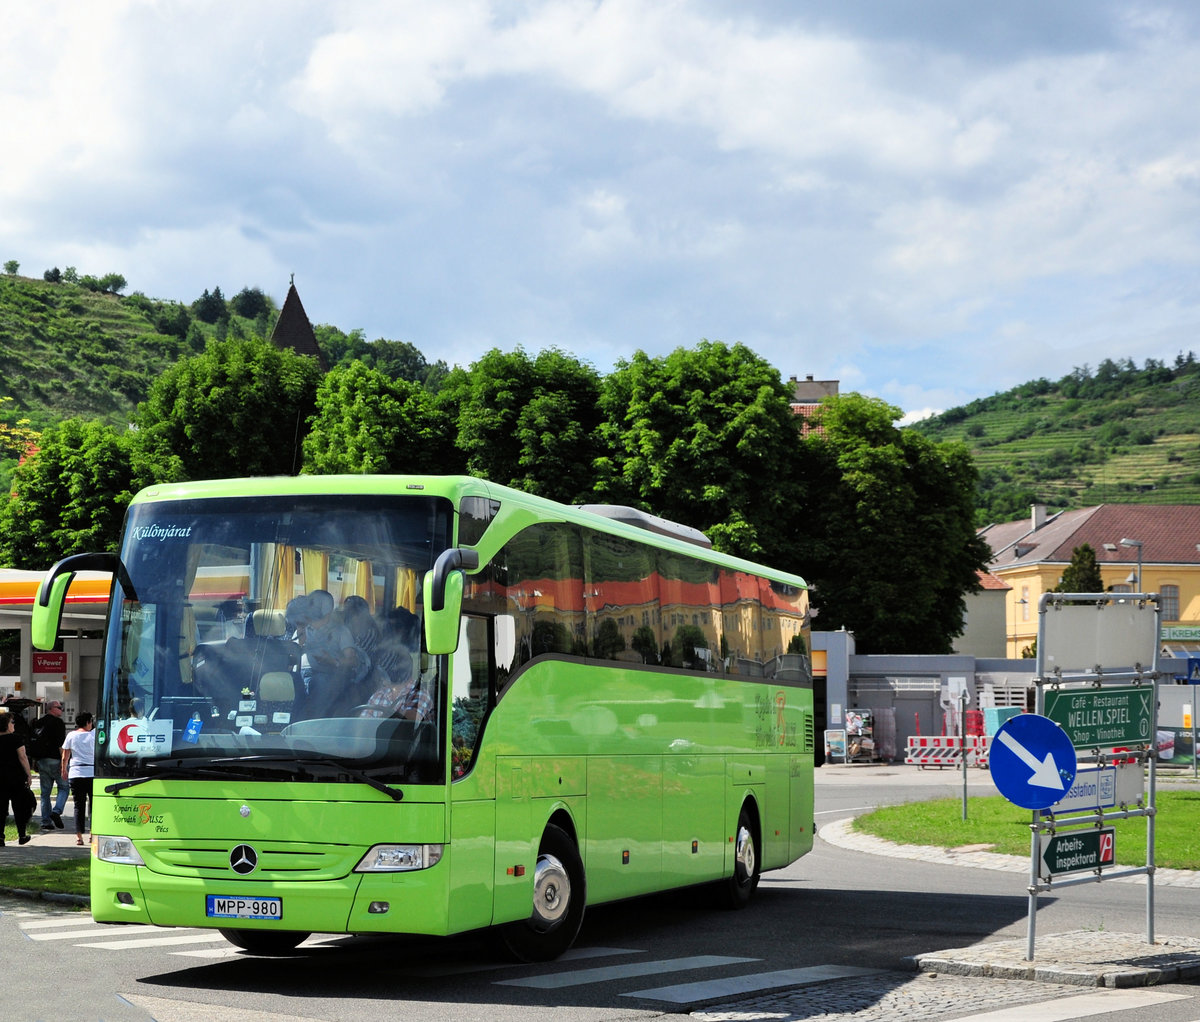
[955,589,1008,658]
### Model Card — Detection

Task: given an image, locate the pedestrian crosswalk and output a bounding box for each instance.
[7,908,350,959]
[6,908,1200,1020]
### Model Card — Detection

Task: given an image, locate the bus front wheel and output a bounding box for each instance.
[219,928,310,954]
[500,823,586,962]
[721,805,760,909]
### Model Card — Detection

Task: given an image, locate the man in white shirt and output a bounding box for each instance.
[61,712,95,846]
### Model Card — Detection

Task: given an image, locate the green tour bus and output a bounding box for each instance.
[33,475,814,959]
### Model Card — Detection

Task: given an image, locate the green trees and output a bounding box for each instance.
[0,398,38,461]
[794,394,990,654]
[316,327,449,390]
[79,273,127,294]
[135,336,322,480]
[1056,543,1105,593]
[439,348,603,504]
[229,287,270,320]
[0,299,989,654]
[595,342,800,561]
[0,419,139,564]
[0,337,324,565]
[192,287,227,324]
[303,362,457,474]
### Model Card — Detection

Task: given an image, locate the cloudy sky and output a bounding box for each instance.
[4,1,1200,420]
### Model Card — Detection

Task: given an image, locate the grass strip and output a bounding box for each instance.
[0,857,90,897]
[853,790,1200,869]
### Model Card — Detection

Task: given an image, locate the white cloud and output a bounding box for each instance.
[3,0,1200,417]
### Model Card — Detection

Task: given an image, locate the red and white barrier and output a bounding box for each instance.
[905,734,988,768]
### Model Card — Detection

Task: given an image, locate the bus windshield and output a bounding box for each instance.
[98,493,453,786]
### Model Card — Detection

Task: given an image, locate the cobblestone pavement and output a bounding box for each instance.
[693,972,1085,1022]
[687,772,1200,1019]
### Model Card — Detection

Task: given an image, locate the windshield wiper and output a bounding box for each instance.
[104,763,273,794]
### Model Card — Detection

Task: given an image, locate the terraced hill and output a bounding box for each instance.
[0,273,245,425]
[910,357,1200,524]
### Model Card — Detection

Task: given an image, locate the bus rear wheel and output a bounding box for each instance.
[219,928,310,954]
[500,823,586,962]
[720,805,760,909]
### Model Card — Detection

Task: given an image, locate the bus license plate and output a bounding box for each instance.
[206,895,283,920]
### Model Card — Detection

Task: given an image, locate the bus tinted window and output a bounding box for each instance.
[490,522,584,671]
[586,531,657,665]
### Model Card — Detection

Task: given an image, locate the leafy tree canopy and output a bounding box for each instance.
[229,287,271,320]
[794,394,990,654]
[192,286,227,324]
[0,397,38,460]
[0,418,140,566]
[1055,543,1105,593]
[438,347,604,504]
[135,335,322,480]
[302,362,458,475]
[594,341,800,561]
[316,325,450,391]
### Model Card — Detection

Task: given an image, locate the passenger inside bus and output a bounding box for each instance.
[298,590,366,718]
[341,595,380,658]
[357,650,431,722]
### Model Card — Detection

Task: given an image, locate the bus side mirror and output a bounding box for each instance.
[423,548,480,655]
[33,552,123,651]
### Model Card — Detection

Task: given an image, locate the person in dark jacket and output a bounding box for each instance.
[0,710,34,845]
[30,700,69,829]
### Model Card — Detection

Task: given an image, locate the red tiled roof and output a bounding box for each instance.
[975,570,1011,591]
[982,504,1200,569]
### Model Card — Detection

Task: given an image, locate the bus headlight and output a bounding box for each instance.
[95,835,145,866]
[354,844,444,872]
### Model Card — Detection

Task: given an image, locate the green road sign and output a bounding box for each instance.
[1044,685,1153,749]
[1040,828,1116,878]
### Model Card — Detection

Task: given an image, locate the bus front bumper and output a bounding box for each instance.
[90,858,453,936]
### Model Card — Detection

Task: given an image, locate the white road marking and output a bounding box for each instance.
[19,917,105,930]
[26,925,168,941]
[78,932,232,949]
[625,964,885,1003]
[495,954,757,989]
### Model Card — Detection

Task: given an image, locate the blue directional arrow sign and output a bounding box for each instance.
[990,714,1077,811]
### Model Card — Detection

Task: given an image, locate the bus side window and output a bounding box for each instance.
[451,614,494,779]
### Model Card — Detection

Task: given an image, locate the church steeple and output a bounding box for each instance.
[270,279,328,371]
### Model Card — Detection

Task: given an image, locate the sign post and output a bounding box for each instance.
[1013,591,1162,963]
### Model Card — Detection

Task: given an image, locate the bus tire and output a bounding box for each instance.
[219,928,310,954]
[500,823,586,962]
[720,804,760,910]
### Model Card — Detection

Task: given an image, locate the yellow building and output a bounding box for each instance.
[981,504,1200,658]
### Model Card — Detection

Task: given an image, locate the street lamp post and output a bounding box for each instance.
[1009,597,1028,657]
[1120,537,1143,592]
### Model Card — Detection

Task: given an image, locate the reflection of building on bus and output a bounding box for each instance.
[468,519,810,686]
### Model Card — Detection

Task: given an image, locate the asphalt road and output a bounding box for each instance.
[5,762,1199,1022]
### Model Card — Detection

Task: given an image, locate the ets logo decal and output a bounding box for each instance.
[110,717,174,757]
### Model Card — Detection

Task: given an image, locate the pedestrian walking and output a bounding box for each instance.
[28,699,69,830]
[0,709,34,846]
[61,711,95,846]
